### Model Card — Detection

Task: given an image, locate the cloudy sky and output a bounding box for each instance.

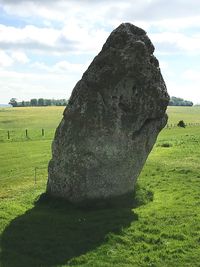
[0,0,200,104]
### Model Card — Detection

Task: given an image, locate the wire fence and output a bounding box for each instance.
[165,122,200,129]
[0,128,55,142]
[0,123,200,142]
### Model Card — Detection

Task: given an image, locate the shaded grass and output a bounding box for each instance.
[1,196,138,267]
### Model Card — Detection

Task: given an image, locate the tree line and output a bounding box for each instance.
[9,96,193,107]
[169,96,193,106]
[9,98,68,107]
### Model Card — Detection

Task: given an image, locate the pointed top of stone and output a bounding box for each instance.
[102,22,154,54]
[114,22,146,35]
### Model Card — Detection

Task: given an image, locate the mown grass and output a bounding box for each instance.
[167,106,200,124]
[0,106,64,129]
[1,106,200,129]
[0,106,200,266]
[0,106,200,142]
[0,106,64,141]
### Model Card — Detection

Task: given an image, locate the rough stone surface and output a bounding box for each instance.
[47,23,169,203]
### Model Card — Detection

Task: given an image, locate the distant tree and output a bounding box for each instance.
[24,101,30,106]
[9,98,18,107]
[169,96,193,106]
[45,99,52,106]
[30,98,38,106]
[184,100,193,106]
[8,98,68,107]
[38,98,44,106]
[55,99,68,106]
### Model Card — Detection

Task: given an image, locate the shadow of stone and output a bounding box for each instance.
[0,194,138,267]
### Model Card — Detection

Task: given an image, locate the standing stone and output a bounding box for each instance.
[47,23,169,203]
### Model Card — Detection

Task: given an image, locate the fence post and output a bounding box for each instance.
[25,129,28,138]
[42,128,44,137]
[7,130,10,139]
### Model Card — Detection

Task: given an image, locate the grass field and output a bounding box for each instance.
[0,106,200,266]
[0,106,64,141]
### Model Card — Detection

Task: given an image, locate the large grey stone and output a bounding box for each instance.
[47,23,169,203]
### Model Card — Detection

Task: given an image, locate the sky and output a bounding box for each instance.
[0,0,200,104]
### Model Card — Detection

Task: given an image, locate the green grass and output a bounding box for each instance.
[0,106,200,266]
[0,106,65,141]
[0,106,64,129]
[0,106,200,141]
[167,106,200,125]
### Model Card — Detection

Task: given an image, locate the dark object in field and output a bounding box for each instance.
[160,143,172,148]
[47,23,169,203]
[177,120,186,128]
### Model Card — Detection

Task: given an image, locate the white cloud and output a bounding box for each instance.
[31,60,90,75]
[182,69,200,83]
[11,51,29,63]
[150,32,200,55]
[0,1,200,57]
[0,22,108,55]
[150,16,200,32]
[2,0,200,22]
[167,80,199,104]
[0,50,13,67]
[61,21,109,53]
[0,59,91,103]
[0,24,77,54]
[1,1,66,21]
[54,61,88,73]
[0,0,200,57]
